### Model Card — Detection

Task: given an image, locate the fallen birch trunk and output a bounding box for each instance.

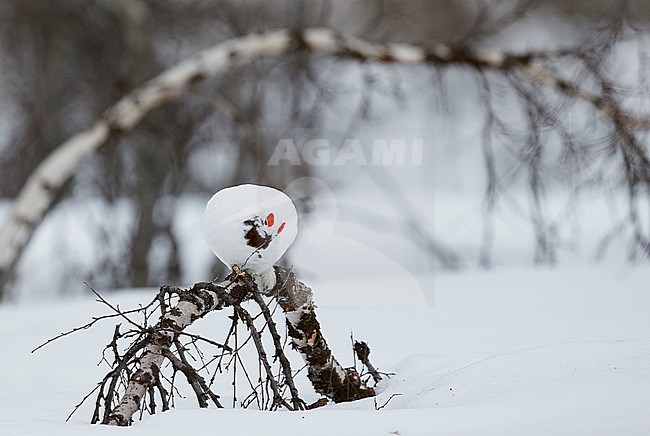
[103,265,375,426]
[272,267,375,403]
[105,273,248,425]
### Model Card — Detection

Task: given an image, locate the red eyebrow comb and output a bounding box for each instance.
[266,213,275,227]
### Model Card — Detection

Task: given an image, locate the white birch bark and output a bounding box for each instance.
[0,28,616,297]
[272,266,375,403]
[107,269,276,425]
[105,266,374,425]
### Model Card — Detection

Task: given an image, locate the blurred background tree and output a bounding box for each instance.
[0,0,649,300]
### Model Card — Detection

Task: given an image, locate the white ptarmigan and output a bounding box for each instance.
[202,184,298,273]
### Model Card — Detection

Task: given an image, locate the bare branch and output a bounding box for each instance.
[353,341,382,384]
[5,26,650,296]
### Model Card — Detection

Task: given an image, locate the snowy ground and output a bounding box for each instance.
[1,264,649,435]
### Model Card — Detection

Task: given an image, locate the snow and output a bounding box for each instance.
[1,265,649,435]
[203,184,298,273]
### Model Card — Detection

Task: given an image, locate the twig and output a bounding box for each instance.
[244,275,305,410]
[175,331,232,352]
[84,282,145,330]
[232,302,294,411]
[31,293,155,353]
[374,393,402,410]
[66,383,102,422]
[353,341,382,384]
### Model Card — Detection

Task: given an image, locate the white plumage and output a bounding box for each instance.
[202,184,298,273]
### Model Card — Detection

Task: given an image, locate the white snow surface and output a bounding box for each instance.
[1,265,649,435]
[203,184,298,273]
